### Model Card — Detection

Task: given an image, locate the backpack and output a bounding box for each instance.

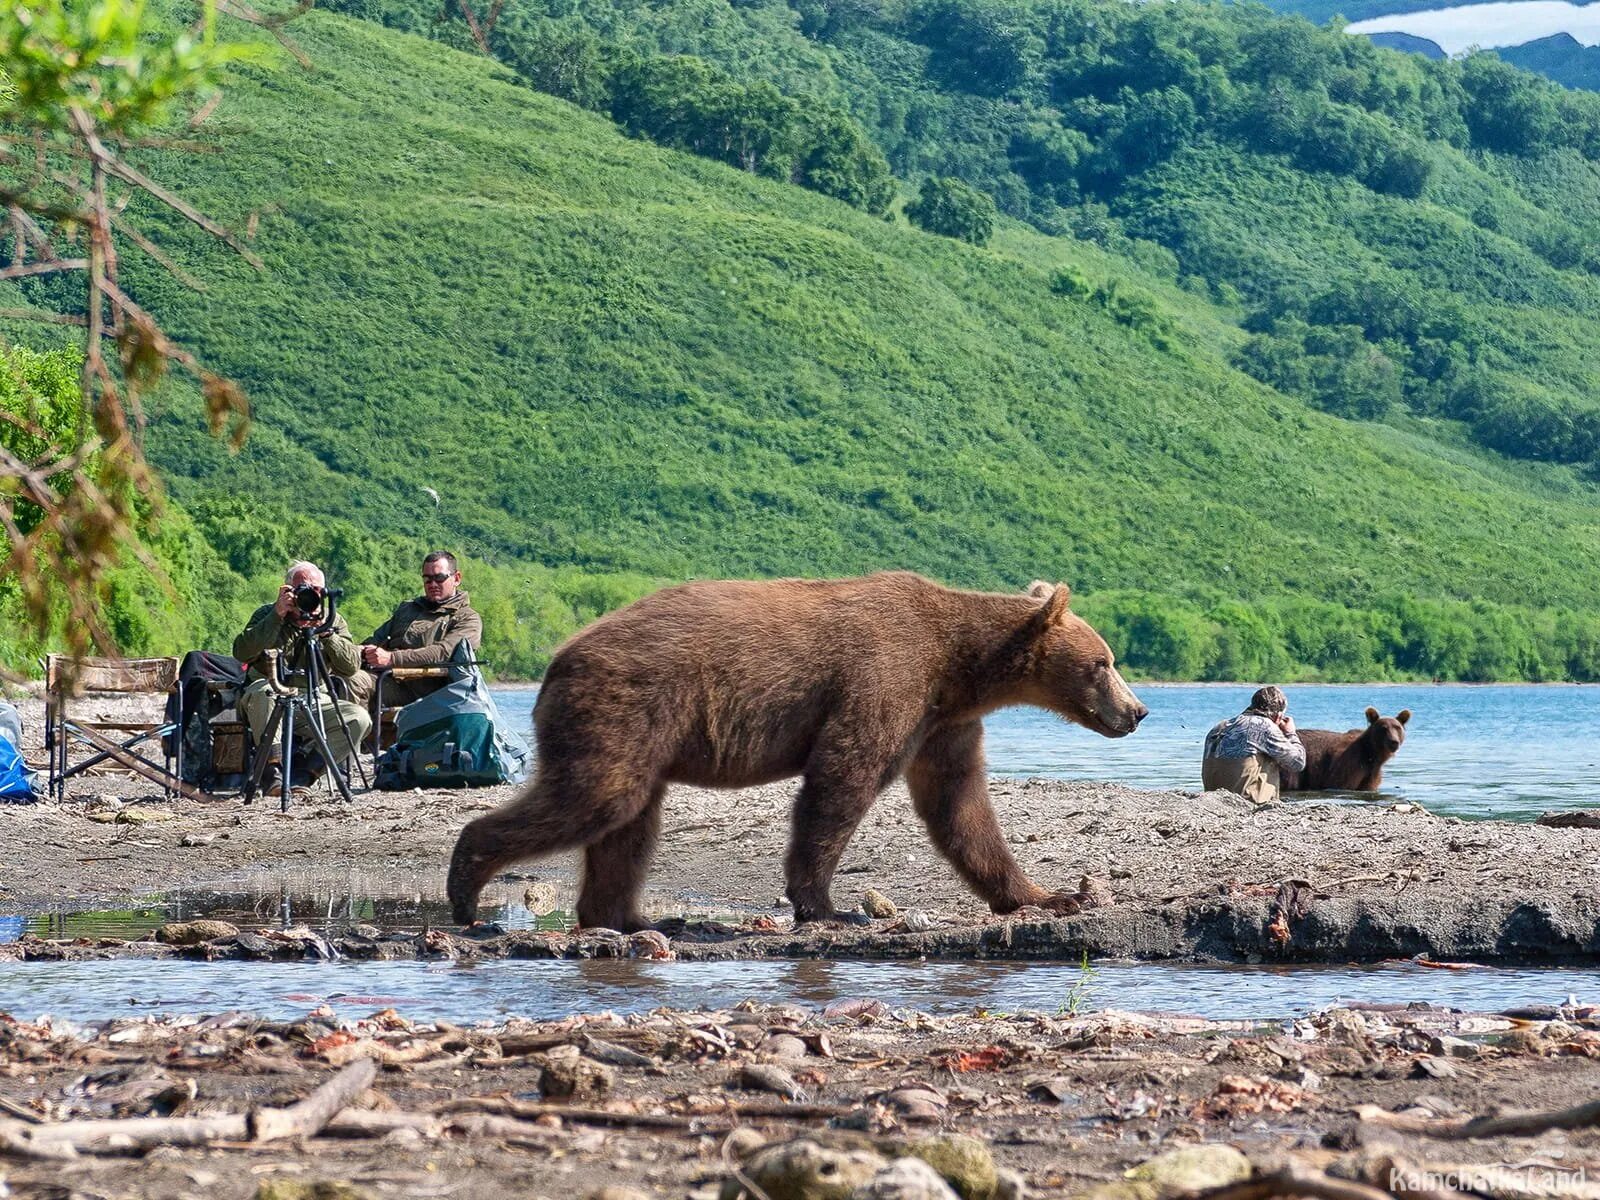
[0,702,38,803]
[374,642,530,790]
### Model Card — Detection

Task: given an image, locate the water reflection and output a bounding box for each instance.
[0,956,1594,1024]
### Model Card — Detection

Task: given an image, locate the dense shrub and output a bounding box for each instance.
[905,175,997,242]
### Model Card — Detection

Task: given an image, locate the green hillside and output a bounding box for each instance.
[6,1,1600,681]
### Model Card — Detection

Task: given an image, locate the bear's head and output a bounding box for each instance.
[1019,582,1148,738]
[1363,706,1411,758]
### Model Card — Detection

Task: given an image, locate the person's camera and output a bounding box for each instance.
[289,583,342,627]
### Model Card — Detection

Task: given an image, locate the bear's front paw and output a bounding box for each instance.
[795,909,874,928]
[1030,891,1085,915]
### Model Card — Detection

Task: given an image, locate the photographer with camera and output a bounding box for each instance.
[234,561,372,789]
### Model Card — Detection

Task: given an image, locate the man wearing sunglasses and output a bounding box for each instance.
[356,551,484,706]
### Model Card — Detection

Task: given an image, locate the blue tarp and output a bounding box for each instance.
[0,701,39,803]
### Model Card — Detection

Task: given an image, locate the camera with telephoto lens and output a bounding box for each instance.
[289,583,343,628]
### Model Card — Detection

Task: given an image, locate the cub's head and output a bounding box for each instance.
[1021,581,1148,738]
[1363,706,1411,757]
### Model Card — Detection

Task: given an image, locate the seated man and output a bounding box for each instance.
[358,551,484,708]
[1201,685,1304,807]
[234,561,372,786]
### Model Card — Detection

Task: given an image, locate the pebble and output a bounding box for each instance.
[861,889,898,919]
[854,1158,960,1200]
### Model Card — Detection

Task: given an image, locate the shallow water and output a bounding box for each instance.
[0,957,1593,1024]
[1345,2,1600,54]
[492,683,1600,821]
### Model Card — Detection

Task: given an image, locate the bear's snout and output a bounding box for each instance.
[1132,702,1150,727]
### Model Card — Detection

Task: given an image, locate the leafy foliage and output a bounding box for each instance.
[905,176,997,243]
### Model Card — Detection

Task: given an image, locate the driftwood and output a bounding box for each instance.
[435,1094,858,1130]
[0,1059,375,1159]
[436,1096,709,1131]
[1356,1096,1600,1140]
[251,1059,377,1142]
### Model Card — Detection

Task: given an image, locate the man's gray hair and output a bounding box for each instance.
[284,560,323,584]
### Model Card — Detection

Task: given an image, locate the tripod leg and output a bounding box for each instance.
[242,704,284,805]
[299,709,354,804]
[280,699,297,813]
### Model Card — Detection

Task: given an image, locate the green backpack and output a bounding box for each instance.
[376,710,500,789]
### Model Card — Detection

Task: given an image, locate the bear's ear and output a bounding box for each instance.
[1365,706,1380,724]
[1032,582,1073,629]
[1027,580,1054,599]
[1397,709,1411,726]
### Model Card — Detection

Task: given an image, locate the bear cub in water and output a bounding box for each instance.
[447,571,1148,931]
[1281,706,1410,792]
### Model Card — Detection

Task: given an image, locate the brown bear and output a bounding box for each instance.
[446,571,1148,931]
[1280,707,1411,792]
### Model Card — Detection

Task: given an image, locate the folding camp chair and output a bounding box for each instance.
[42,654,202,802]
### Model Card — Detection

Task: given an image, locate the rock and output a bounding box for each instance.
[762,1034,810,1061]
[586,1189,653,1200]
[1077,875,1115,908]
[725,1127,768,1160]
[728,1138,888,1200]
[1426,1035,1480,1059]
[862,890,898,919]
[115,807,174,824]
[902,1135,997,1200]
[1536,810,1600,828]
[581,1034,656,1067]
[539,1044,615,1100]
[180,833,216,848]
[853,1158,960,1200]
[1124,1145,1252,1198]
[901,910,935,932]
[737,1063,808,1100]
[629,929,675,960]
[255,1181,373,1200]
[994,1170,1025,1200]
[155,920,241,946]
[880,1087,948,1123]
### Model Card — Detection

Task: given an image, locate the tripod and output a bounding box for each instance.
[242,605,365,811]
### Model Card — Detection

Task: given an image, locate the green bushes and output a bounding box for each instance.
[905,175,997,242]
[1080,591,1600,682]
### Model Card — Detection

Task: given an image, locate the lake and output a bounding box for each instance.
[1346,1,1600,53]
[490,683,1600,822]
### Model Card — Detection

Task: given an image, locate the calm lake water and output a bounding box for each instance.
[1,957,1594,1023]
[1346,1,1600,53]
[491,683,1600,822]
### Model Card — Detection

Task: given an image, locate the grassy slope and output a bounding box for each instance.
[11,9,1600,623]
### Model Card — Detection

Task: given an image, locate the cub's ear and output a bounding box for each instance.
[1027,580,1054,599]
[1365,706,1380,724]
[1397,709,1411,726]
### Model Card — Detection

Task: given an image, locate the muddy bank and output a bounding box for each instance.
[4,699,1599,964]
[3,997,1600,1200]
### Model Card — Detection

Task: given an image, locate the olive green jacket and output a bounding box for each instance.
[366,590,482,667]
[233,603,362,689]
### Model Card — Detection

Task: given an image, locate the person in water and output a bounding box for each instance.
[1201,685,1305,806]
